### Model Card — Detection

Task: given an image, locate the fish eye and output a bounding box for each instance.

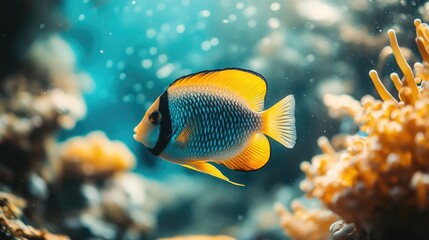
[149,110,162,125]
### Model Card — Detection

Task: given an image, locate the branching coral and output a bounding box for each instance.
[274,200,340,240]
[59,131,136,179]
[0,192,69,240]
[299,19,429,239]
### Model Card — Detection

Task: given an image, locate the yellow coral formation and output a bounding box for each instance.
[300,19,429,236]
[275,201,340,240]
[158,236,235,240]
[60,131,136,179]
[0,192,69,240]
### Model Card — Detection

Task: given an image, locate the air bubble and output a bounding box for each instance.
[268,18,280,29]
[125,47,134,55]
[210,38,219,46]
[146,81,155,89]
[236,2,244,9]
[270,2,281,11]
[141,59,153,69]
[119,73,127,80]
[156,64,175,79]
[106,60,114,68]
[123,94,133,103]
[229,14,237,21]
[146,29,157,39]
[149,47,158,55]
[158,54,168,64]
[176,24,186,33]
[200,10,211,17]
[201,41,211,51]
[245,6,257,16]
[134,83,142,92]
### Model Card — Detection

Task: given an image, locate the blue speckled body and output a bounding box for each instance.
[160,85,262,162]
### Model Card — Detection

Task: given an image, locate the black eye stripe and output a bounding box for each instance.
[149,91,172,156]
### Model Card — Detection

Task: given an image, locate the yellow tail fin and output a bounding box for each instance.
[261,95,296,148]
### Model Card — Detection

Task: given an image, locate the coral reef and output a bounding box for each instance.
[0,34,88,196]
[0,192,69,240]
[101,173,169,235]
[275,200,339,240]
[0,1,170,239]
[0,1,164,238]
[59,131,135,179]
[52,132,169,239]
[297,19,429,239]
[0,1,90,236]
[54,171,168,240]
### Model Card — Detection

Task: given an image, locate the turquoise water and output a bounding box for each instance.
[2,0,428,239]
[55,0,425,239]
[61,0,302,181]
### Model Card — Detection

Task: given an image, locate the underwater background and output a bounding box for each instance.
[1,0,429,239]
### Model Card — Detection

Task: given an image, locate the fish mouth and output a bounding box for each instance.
[133,126,141,135]
[133,126,144,144]
[133,134,142,143]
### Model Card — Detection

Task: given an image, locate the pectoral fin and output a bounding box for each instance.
[179,161,244,186]
[175,124,193,146]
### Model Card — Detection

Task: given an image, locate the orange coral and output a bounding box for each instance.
[60,131,136,179]
[0,192,69,240]
[275,200,340,240]
[300,19,429,238]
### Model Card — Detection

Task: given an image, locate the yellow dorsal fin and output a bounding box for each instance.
[216,133,270,171]
[169,68,267,111]
[179,161,244,186]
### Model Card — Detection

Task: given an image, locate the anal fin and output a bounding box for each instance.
[217,133,270,171]
[179,161,244,186]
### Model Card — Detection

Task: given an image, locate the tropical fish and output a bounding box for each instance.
[133,68,296,186]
